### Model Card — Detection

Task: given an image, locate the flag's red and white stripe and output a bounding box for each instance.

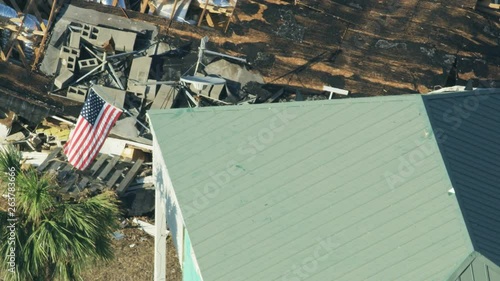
[64,95,122,170]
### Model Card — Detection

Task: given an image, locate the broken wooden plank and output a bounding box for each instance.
[140,0,148,13]
[62,163,73,172]
[37,147,62,172]
[97,155,120,181]
[32,0,58,70]
[90,154,109,176]
[46,160,63,172]
[77,177,90,189]
[116,159,144,195]
[198,0,209,27]
[107,169,123,187]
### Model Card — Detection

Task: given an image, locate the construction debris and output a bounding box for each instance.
[0,0,497,230]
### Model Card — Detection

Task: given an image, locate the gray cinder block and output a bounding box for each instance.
[78,58,99,73]
[54,69,74,89]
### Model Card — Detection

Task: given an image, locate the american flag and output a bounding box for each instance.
[64,89,122,170]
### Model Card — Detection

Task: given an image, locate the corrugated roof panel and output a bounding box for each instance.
[149,95,474,281]
[423,90,500,267]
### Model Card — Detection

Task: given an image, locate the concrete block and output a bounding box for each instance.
[151,84,177,109]
[54,69,74,89]
[81,24,100,41]
[145,79,157,102]
[127,57,152,96]
[68,31,81,49]
[112,31,137,52]
[78,58,99,73]
[66,86,88,102]
[60,54,77,72]
[79,24,136,52]
[59,46,80,59]
[98,86,126,109]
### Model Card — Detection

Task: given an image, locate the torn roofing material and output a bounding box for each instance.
[149,92,491,281]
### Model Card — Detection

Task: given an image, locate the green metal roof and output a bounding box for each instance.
[423,90,500,267]
[448,251,500,281]
[149,95,474,281]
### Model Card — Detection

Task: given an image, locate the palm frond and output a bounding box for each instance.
[0,145,22,180]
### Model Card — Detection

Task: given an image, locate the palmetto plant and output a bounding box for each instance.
[0,146,121,281]
[0,145,22,179]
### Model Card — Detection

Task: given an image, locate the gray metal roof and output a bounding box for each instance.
[149,95,474,281]
[423,90,500,267]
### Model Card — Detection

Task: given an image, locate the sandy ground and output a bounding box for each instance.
[80,227,182,281]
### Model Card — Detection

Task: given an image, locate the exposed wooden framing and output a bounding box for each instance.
[31,0,58,70]
[196,0,237,33]
[2,1,27,62]
[107,169,123,187]
[148,2,156,14]
[224,2,237,33]
[198,0,209,27]
[140,0,149,13]
[116,159,144,195]
[170,0,180,20]
[90,154,109,175]
[37,147,62,172]
[35,149,147,196]
[97,155,120,181]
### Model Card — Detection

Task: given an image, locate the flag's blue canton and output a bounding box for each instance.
[81,90,105,126]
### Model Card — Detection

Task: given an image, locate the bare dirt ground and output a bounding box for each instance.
[0,193,180,281]
[80,227,182,281]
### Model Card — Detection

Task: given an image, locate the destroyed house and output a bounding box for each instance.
[149,89,500,281]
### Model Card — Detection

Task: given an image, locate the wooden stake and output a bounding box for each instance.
[170,0,180,20]
[31,0,58,70]
[224,2,237,33]
[198,0,209,27]
[140,0,148,13]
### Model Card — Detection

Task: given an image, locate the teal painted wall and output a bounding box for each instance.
[183,230,203,281]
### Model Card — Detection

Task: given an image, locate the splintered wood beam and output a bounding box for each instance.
[32,0,58,70]
[116,159,144,195]
[170,0,180,19]
[140,0,148,13]
[3,0,38,62]
[148,2,156,14]
[224,6,236,33]
[112,0,119,7]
